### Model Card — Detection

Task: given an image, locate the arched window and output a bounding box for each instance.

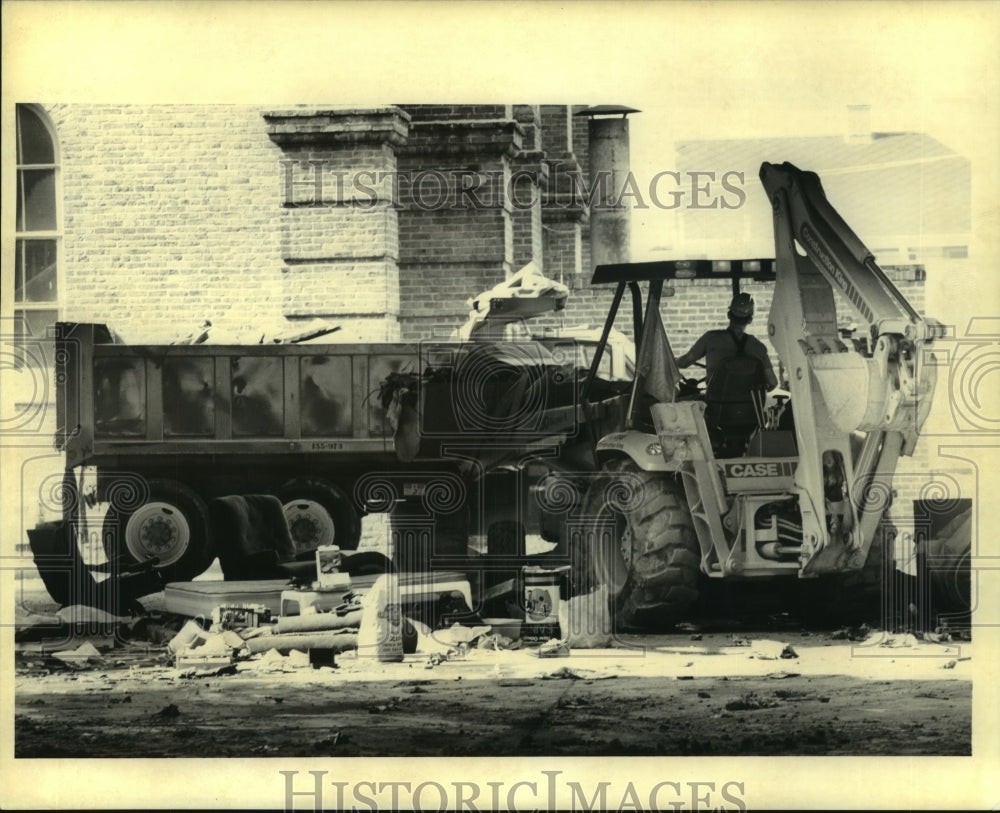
[15,104,60,365]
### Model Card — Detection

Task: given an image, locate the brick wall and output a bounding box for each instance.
[395,111,524,340]
[46,104,286,343]
[265,108,409,341]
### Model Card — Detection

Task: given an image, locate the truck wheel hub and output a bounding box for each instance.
[126,502,190,566]
[283,500,335,553]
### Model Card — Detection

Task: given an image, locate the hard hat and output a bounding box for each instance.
[728,292,755,319]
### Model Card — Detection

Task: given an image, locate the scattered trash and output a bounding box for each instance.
[498,679,534,687]
[211,604,272,631]
[52,642,104,666]
[248,649,301,673]
[690,634,703,641]
[750,640,798,660]
[244,631,358,655]
[697,691,711,699]
[177,660,238,678]
[154,703,181,719]
[56,605,127,626]
[288,650,311,668]
[221,630,246,649]
[537,639,571,659]
[168,620,211,655]
[432,623,493,647]
[558,584,612,649]
[368,698,401,714]
[274,609,363,635]
[544,666,582,680]
[830,624,872,641]
[767,671,801,679]
[316,732,342,749]
[773,689,809,700]
[13,607,64,641]
[426,646,467,667]
[169,619,247,671]
[175,653,234,671]
[476,633,520,651]
[876,633,919,649]
[725,692,780,711]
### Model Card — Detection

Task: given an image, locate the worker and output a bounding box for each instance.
[675,292,778,456]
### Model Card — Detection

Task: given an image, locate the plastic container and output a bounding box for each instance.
[315,545,342,589]
[521,566,565,645]
[523,566,561,623]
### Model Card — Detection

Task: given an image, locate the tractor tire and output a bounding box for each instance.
[582,458,701,630]
[920,505,972,617]
[102,477,216,582]
[275,478,362,557]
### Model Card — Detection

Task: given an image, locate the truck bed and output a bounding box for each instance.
[55,323,627,470]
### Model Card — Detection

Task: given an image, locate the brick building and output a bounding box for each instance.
[10,103,613,351]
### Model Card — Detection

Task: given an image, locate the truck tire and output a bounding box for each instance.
[102,477,216,582]
[920,505,972,617]
[276,478,361,556]
[583,458,700,629]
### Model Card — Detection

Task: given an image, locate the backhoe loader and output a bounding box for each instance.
[575,161,961,628]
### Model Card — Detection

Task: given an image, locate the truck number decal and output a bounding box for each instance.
[310,441,345,451]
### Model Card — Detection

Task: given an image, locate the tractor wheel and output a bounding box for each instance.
[102,477,216,582]
[582,458,701,629]
[919,505,972,617]
[275,478,362,557]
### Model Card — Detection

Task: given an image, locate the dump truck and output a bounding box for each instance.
[52,266,632,584]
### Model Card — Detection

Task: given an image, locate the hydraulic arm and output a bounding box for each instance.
[759,162,938,573]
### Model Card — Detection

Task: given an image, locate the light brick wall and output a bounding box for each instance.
[46,104,286,343]
[265,109,410,342]
[395,110,524,340]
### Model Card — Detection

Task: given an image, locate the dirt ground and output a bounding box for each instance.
[14,621,972,758]
[11,546,974,759]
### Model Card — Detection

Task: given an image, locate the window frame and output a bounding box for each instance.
[13,104,62,366]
